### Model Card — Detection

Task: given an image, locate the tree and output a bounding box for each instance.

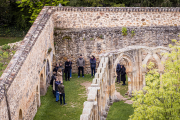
[129,40,180,120]
[17,0,69,24]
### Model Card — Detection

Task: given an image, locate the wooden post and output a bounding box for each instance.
[4,84,12,120]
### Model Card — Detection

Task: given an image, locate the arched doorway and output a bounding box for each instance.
[46,60,50,85]
[40,73,45,96]
[36,85,40,108]
[19,109,22,120]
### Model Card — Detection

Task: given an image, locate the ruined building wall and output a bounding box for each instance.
[0,7,55,120]
[53,7,180,74]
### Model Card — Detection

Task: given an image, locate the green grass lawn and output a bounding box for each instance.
[34,74,92,120]
[0,37,23,46]
[106,101,134,120]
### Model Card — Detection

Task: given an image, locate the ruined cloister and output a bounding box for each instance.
[0,6,180,120]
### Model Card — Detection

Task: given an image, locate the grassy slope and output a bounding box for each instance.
[0,37,23,46]
[0,37,23,77]
[34,74,92,120]
[106,101,134,120]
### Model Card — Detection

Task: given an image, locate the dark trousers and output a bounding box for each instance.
[60,93,65,104]
[91,67,96,76]
[65,69,70,81]
[117,72,121,83]
[123,81,126,85]
[78,67,84,76]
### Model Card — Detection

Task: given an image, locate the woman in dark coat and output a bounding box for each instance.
[90,55,96,78]
[121,65,126,85]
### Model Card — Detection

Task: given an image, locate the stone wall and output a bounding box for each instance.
[0,7,55,120]
[53,7,180,74]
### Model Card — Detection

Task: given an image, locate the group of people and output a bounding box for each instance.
[50,54,97,104]
[116,63,126,85]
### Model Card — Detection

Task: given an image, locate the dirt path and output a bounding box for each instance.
[80,81,92,95]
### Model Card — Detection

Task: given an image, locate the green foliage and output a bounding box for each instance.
[0,51,3,55]
[130,40,180,120]
[62,36,71,41]
[2,52,9,59]
[83,37,86,41]
[122,27,127,36]
[99,35,103,39]
[17,0,69,24]
[47,48,52,53]
[131,30,135,37]
[12,50,16,54]
[90,38,94,41]
[2,44,10,51]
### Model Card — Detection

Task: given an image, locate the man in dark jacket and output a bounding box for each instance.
[121,65,126,85]
[53,63,59,76]
[90,55,96,78]
[65,59,71,81]
[116,63,121,84]
[58,82,67,105]
[77,54,85,78]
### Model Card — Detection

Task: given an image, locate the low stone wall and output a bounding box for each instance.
[80,56,118,120]
[0,7,55,120]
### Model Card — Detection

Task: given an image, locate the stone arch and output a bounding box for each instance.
[142,53,161,73]
[113,53,134,94]
[40,73,46,96]
[19,109,22,120]
[46,59,50,85]
[36,85,40,108]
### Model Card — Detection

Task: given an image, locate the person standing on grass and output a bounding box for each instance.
[77,54,85,78]
[65,59,71,81]
[51,72,56,97]
[58,82,67,105]
[59,63,64,80]
[116,63,121,84]
[121,65,126,85]
[90,55,96,78]
[69,59,72,78]
[57,68,63,83]
[55,78,61,102]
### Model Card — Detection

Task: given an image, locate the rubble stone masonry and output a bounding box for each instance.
[0,6,180,120]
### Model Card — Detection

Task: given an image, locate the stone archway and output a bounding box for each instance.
[36,85,40,108]
[19,109,22,120]
[113,54,134,95]
[46,60,50,86]
[40,73,46,96]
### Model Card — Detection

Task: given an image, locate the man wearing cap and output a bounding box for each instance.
[77,54,85,78]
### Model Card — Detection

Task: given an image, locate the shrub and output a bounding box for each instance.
[122,27,127,36]
[2,44,10,50]
[2,52,9,59]
[0,51,3,55]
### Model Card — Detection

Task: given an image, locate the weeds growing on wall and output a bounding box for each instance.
[122,27,127,36]
[131,30,135,37]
